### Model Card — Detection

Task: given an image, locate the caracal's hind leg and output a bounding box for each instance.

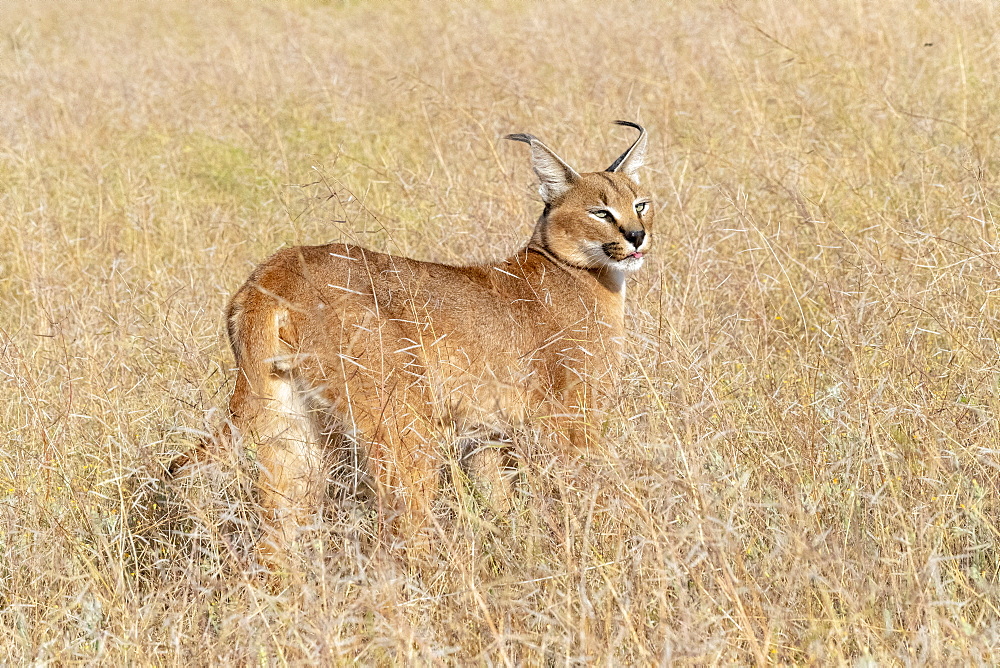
[226,289,328,570]
[229,371,325,569]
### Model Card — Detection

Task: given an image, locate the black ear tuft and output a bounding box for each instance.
[606,121,648,180]
[612,120,643,133]
[504,133,536,145]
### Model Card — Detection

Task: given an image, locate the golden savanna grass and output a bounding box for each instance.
[2,0,1000,663]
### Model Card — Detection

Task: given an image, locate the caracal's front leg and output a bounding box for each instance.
[549,382,604,455]
[362,406,441,564]
[462,438,518,514]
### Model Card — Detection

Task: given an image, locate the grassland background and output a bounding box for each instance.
[2,0,1000,663]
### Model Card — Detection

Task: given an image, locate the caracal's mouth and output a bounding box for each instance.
[597,242,646,271]
[615,251,645,272]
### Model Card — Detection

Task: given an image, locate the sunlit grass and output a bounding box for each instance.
[2,0,1000,662]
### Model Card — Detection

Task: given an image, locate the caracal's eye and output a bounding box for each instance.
[593,210,610,219]
[635,201,648,215]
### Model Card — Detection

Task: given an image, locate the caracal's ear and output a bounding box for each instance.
[606,120,647,184]
[505,132,581,204]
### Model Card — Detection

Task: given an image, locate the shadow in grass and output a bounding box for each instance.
[108,423,625,624]
[117,438,264,592]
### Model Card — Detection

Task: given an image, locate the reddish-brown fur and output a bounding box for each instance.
[203,122,652,563]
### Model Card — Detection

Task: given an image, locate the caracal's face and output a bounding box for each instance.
[545,170,653,273]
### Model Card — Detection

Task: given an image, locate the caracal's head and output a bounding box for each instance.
[507,121,652,273]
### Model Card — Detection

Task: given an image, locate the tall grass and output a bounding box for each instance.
[2,0,1000,662]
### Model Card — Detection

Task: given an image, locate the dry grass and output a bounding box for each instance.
[2,0,1000,663]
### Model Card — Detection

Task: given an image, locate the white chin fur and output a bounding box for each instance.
[617,255,645,272]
